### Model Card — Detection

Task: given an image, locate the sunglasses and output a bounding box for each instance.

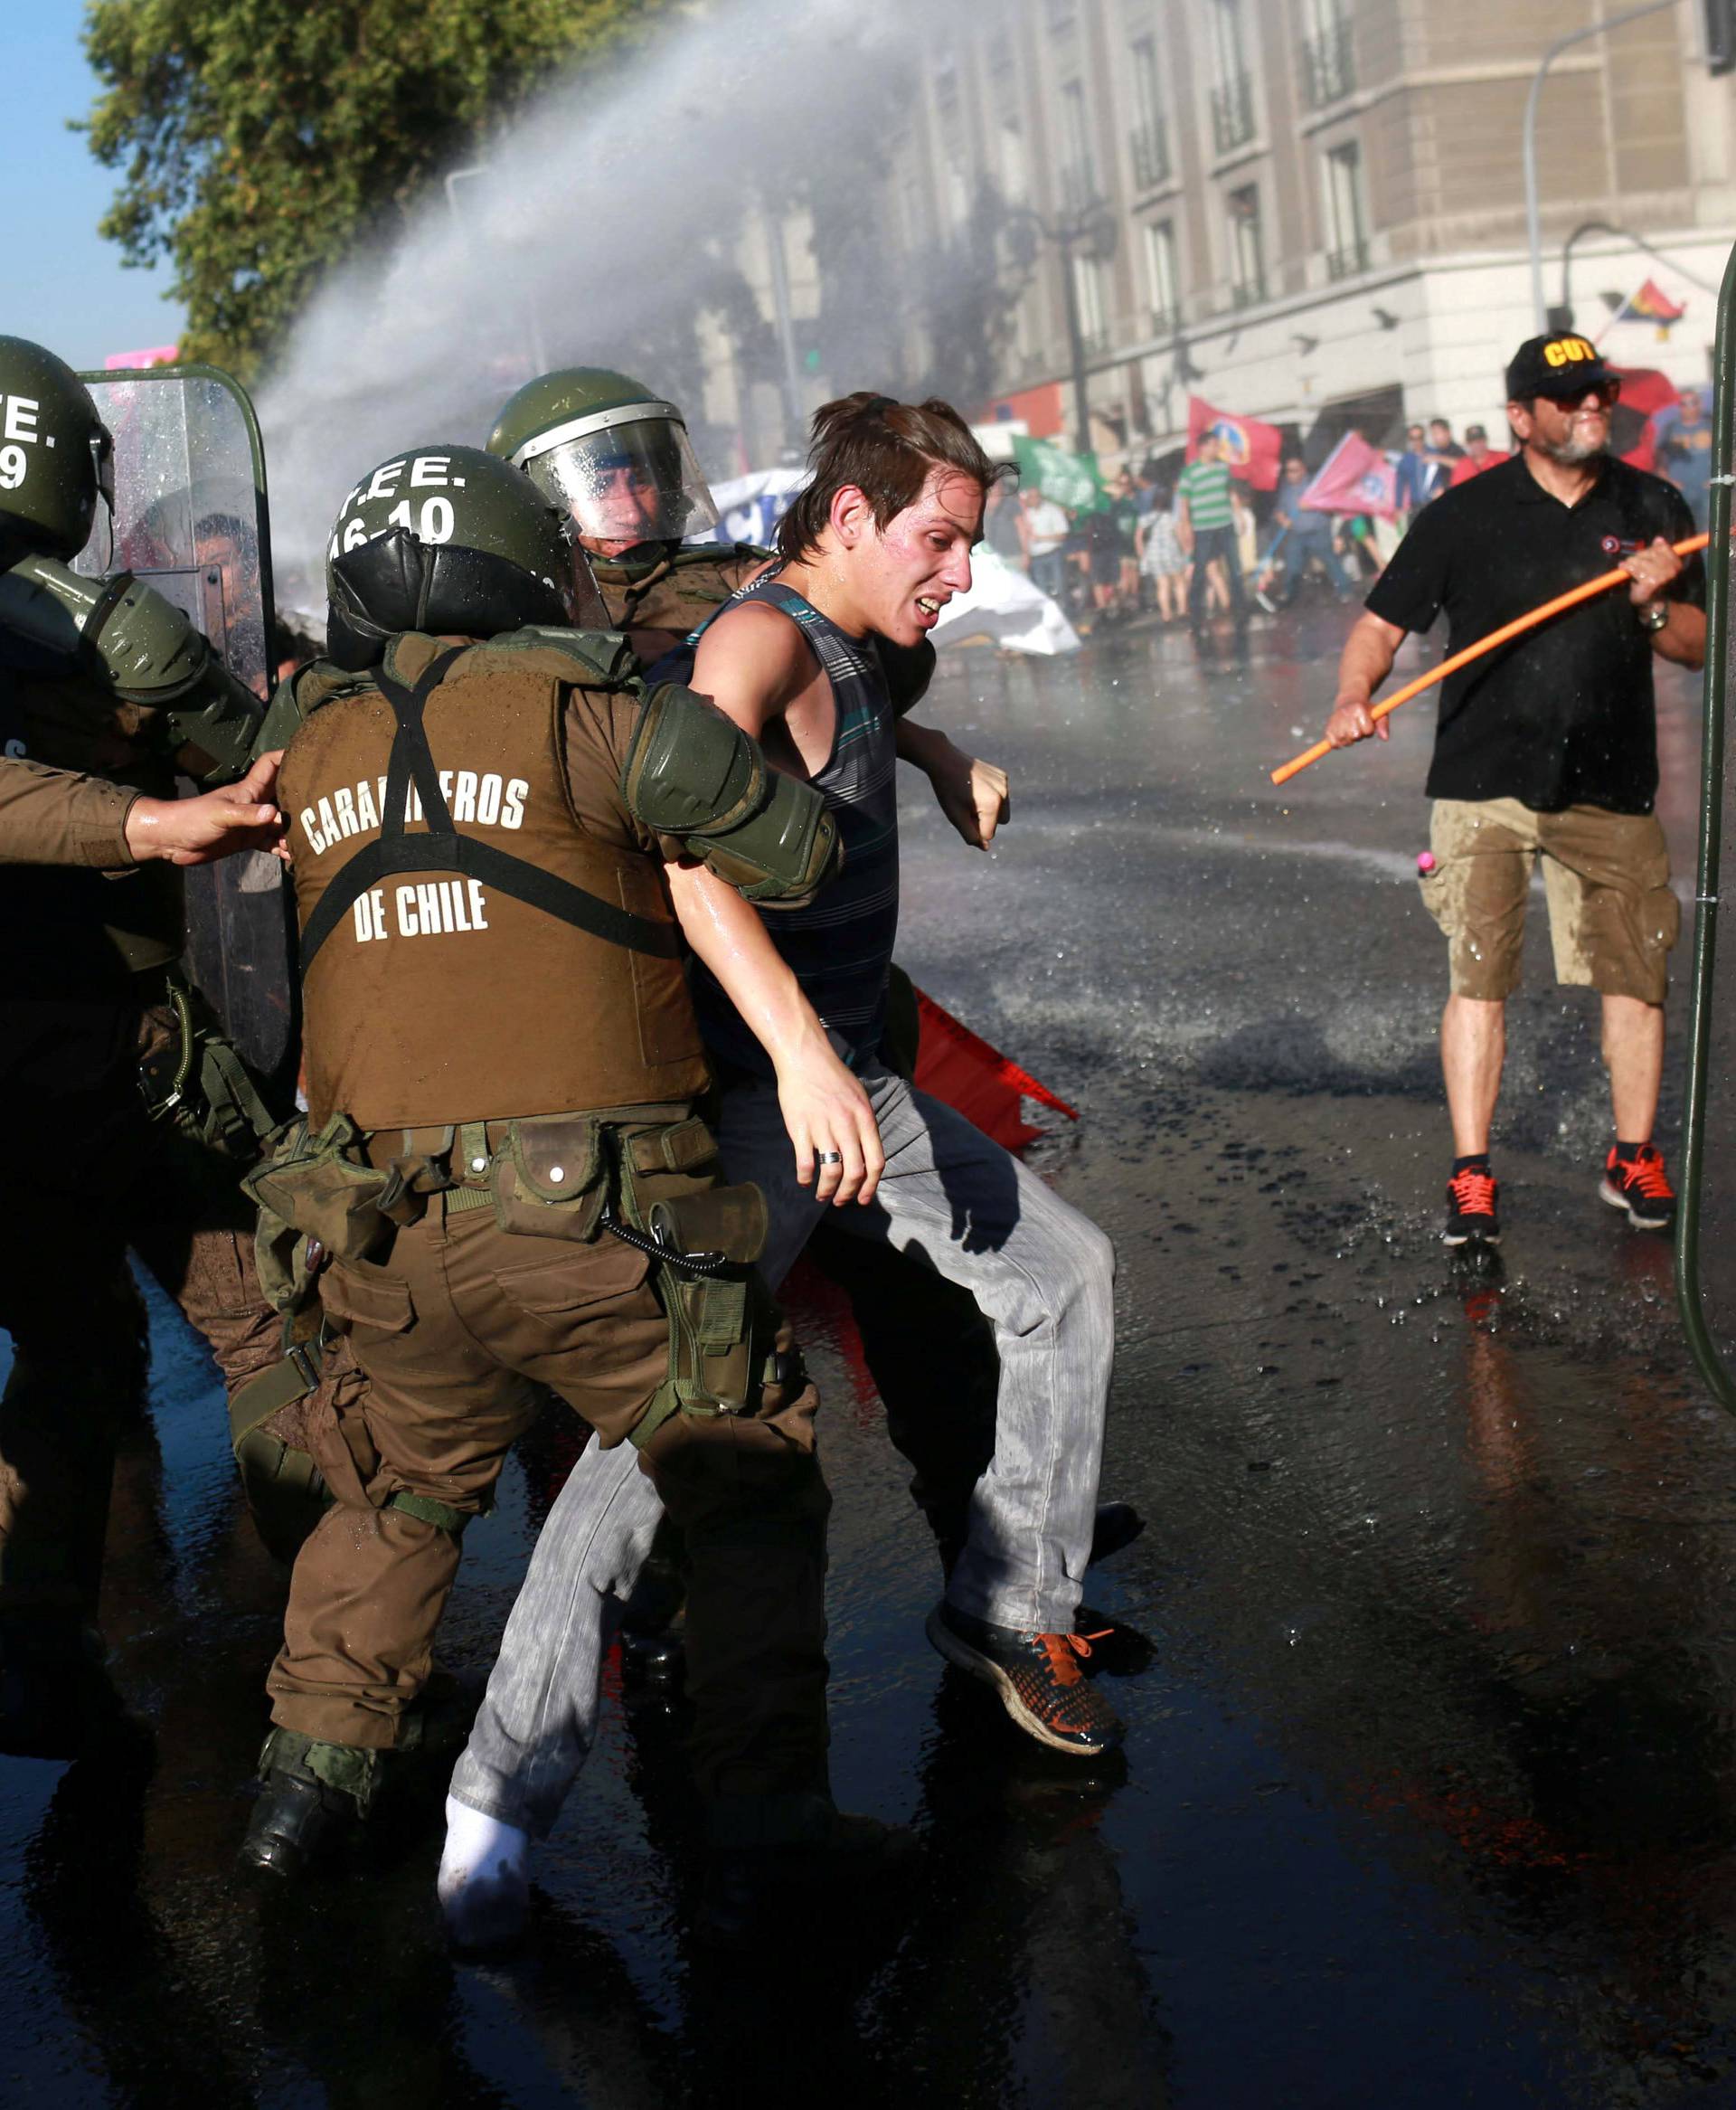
[1536,380,1621,409]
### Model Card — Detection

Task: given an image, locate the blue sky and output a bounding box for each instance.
[11,7,185,368]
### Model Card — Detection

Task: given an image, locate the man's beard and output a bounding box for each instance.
[1534,424,1608,467]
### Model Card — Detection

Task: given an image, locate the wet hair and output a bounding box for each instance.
[775,392,1011,563]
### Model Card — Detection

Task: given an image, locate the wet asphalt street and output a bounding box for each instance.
[5,596,1734,2108]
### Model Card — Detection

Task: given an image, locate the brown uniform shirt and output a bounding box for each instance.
[0,754,137,868]
[281,631,709,1131]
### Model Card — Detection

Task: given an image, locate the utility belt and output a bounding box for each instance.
[242,1102,780,1456]
[134,968,278,1159]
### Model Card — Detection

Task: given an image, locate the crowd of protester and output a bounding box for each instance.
[986,385,1710,639]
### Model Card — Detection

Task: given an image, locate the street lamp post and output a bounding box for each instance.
[1005,199,1118,459]
[1523,0,1681,336]
[1056,227,1093,456]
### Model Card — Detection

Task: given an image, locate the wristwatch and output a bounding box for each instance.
[1637,599,1670,633]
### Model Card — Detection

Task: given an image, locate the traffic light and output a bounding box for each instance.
[1708,0,1736,75]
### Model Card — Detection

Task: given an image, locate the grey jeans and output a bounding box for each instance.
[450,1062,1116,1833]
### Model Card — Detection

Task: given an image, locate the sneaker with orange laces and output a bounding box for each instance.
[925,1602,1125,1755]
[1443,1161,1500,1246]
[1599,1142,1676,1231]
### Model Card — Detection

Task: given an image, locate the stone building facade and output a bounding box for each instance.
[703,0,1736,468]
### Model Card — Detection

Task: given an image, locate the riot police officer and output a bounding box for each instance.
[242,442,892,1931]
[0,337,293,1752]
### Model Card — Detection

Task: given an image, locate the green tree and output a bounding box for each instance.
[81,0,675,376]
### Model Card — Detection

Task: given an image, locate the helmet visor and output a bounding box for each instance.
[566,535,610,629]
[526,413,719,552]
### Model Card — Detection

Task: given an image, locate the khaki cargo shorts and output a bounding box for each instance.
[1420,797,1679,1004]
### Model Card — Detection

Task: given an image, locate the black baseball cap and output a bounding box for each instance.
[1505,333,1620,402]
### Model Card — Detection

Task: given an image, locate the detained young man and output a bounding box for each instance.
[439,394,1125,1944]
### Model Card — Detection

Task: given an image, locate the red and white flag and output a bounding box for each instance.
[1186,395,1284,493]
[1298,432,1398,520]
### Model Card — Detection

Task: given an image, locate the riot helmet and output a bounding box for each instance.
[324,442,606,670]
[0,336,114,567]
[486,367,720,558]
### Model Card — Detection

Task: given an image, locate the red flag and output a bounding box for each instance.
[1186,395,1283,493]
[912,989,1079,1152]
[1622,278,1685,325]
[1607,364,1680,471]
[1297,431,1399,520]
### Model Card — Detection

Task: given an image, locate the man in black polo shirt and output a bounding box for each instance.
[1320,333,1706,1245]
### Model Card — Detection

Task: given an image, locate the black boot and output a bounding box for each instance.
[0,1612,123,1762]
[695,1792,917,1954]
[239,1728,379,1878]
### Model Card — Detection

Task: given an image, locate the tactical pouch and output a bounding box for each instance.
[609,1116,771,1452]
[244,1112,400,1309]
[229,1314,335,1564]
[489,1113,608,1243]
[193,1030,278,1158]
[137,979,279,1158]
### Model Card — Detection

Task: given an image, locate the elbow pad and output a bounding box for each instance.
[0,554,261,787]
[620,682,841,906]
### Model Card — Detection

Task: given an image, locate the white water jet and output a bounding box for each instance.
[259,0,990,610]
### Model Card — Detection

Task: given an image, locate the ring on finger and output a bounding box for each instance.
[817,1150,843,1166]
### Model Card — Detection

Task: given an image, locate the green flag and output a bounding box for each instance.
[1012,435,1104,512]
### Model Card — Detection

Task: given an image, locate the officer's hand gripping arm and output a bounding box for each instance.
[0,554,262,787]
[619,683,841,905]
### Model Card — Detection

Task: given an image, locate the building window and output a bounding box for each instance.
[1299,0,1354,109]
[1071,251,1110,355]
[1322,141,1369,279]
[944,156,971,232]
[1227,184,1266,305]
[1145,220,1179,334]
[999,113,1029,206]
[1210,0,1256,153]
[1129,36,1172,190]
[1058,78,1096,211]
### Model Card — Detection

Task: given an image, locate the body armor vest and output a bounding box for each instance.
[282,632,708,1131]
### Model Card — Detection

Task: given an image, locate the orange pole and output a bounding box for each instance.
[1269,530,1711,789]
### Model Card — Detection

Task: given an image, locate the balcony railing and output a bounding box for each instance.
[1130,119,1171,190]
[1325,237,1370,281]
[1211,71,1255,155]
[1300,23,1355,109]
[1057,159,1097,213]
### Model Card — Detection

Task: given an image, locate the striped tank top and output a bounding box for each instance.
[678,575,900,1074]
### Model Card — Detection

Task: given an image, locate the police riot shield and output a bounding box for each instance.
[72,364,297,1085]
[1676,244,1736,1414]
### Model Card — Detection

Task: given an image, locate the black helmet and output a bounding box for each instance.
[0,336,114,566]
[324,443,601,669]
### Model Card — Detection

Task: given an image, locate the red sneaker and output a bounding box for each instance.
[1599,1144,1676,1231]
[1443,1164,1500,1246]
[926,1603,1124,1755]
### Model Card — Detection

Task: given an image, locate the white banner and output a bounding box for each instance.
[694,469,1079,656]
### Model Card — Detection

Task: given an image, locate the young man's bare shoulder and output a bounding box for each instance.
[693,596,811,689]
